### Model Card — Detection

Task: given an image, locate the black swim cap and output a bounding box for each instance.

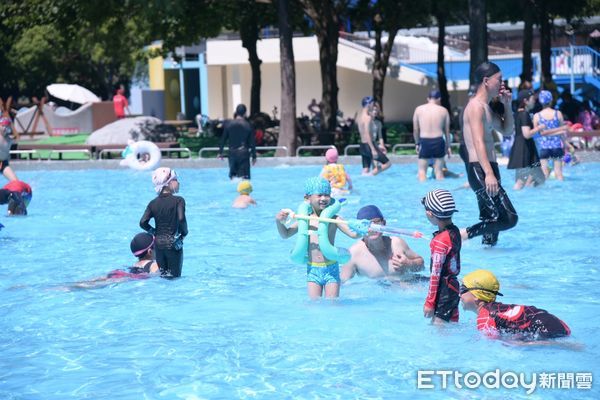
[130,232,154,256]
[474,62,501,85]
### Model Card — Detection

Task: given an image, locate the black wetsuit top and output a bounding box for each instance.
[219,118,256,159]
[128,260,154,275]
[140,192,188,250]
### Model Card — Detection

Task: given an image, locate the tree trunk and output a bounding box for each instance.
[300,0,339,134]
[372,26,398,113]
[520,1,534,83]
[277,0,297,156]
[436,12,451,113]
[538,2,553,87]
[468,0,488,85]
[240,12,262,116]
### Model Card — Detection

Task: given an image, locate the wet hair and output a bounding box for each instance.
[474,62,501,85]
[234,104,247,117]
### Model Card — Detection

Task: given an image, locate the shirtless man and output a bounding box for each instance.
[341,205,424,282]
[462,62,518,246]
[413,90,451,181]
[357,96,391,175]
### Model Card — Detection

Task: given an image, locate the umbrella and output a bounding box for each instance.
[46,84,101,104]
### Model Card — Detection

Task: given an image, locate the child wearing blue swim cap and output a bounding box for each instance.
[275,177,361,299]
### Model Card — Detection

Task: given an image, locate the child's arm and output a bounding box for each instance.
[275,209,298,238]
[424,238,448,317]
[139,205,154,233]
[335,215,362,239]
[345,172,353,189]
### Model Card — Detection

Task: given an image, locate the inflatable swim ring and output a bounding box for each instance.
[120,140,161,171]
[289,198,350,264]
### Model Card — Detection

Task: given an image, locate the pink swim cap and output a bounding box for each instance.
[325,148,338,163]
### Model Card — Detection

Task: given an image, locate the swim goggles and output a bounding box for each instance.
[133,235,155,256]
[166,169,179,183]
[459,284,503,297]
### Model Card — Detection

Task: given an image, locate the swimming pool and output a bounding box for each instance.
[1,162,599,399]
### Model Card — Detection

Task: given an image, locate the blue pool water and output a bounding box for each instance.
[1,162,599,399]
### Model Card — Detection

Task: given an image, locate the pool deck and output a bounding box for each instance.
[10,151,600,171]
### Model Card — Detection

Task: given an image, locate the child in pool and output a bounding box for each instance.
[232,180,256,208]
[140,168,188,278]
[421,189,462,324]
[320,148,352,196]
[275,177,361,299]
[68,232,159,289]
[460,269,570,341]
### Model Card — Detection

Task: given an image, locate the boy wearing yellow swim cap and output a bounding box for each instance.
[233,180,256,209]
[460,269,571,340]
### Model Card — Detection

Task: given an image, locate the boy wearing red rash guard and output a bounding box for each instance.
[421,189,461,324]
[460,269,571,340]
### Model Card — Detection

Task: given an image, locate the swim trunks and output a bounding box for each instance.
[434,275,460,322]
[538,147,564,160]
[306,261,340,286]
[418,137,446,159]
[0,159,8,173]
[359,143,389,169]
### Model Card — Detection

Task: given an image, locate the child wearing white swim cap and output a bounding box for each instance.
[140,167,188,278]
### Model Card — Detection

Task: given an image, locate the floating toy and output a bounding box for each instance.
[287,198,350,264]
[284,208,424,240]
[120,140,161,171]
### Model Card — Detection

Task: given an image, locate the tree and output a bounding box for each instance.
[299,0,349,134]
[220,1,277,116]
[468,0,488,85]
[431,0,467,112]
[277,0,298,155]
[355,0,428,113]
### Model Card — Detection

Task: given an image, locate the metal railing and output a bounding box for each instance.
[160,147,192,158]
[47,149,92,160]
[551,46,599,77]
[198,146,289,158]
[10,149,38,160]
[295,145,335,157]
[99,147,193,159]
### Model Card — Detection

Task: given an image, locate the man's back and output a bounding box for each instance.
[413,103,449,139]
[223,118,253,149]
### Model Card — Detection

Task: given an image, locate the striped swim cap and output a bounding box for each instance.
[422,189,458,219]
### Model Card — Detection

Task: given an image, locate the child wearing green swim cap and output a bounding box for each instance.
[275,177,361,299]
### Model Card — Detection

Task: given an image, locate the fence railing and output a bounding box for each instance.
[295,145,335,157]
[198,146,289,158]
[551,46,599,77]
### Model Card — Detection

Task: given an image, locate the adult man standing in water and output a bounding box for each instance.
[462,62,518,246]
[357,96,391,175]
[218,104,256,180]
[412,90,451,181]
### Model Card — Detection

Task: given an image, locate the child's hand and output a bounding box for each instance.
[276,209,291,223]
[423,305,435,318]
